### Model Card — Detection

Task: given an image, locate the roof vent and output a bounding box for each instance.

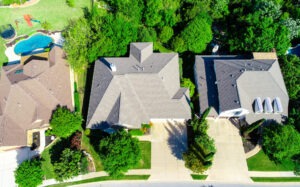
[254,97,263,113]
[230,74,234,77]
[273,97,283,113]
[264,97,273,113]
[240,69,245,72]
[232,84,237,87]
[234,100,240,104]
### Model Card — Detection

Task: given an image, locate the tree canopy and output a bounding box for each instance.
[14,159,43,187]
[99,130,141,177]
[263,123,300,162]
[53,148,83,181]
[49,106,82,138]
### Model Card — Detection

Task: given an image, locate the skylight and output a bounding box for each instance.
[264,97,273,113]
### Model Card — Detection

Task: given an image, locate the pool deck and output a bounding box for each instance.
[4,31,64,63]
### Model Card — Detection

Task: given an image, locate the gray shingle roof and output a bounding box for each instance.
[194,54,289,123]
[86,43,191,129]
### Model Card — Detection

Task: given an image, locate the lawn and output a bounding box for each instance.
[191,174,208,180]
[41,142,56,179]
[47,175,150,187]
[81,132,104,171]
[251,177,300,182]
[134,141,151,169]
[247,150,294,171]
[0,0,91,65]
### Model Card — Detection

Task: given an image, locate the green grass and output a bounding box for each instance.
[74,82,80,112]
[81,133,104,171]
[41,143,56,179]
[47,175,150,187]
[154,42,173,53]
[191,174,208,180]
[0,0,91,64]
[251,177,300,182]
[75,69,87,113]
[134,141,151,169]
[247,150,294,171]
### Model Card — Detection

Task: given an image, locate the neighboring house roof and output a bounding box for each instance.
[87,42,191,129]
[194,53,289,124]
[0,46,73,147]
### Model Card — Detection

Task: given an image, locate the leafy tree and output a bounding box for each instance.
[53,148,82,181]
[63,18,91,72]
[49,106,82,138]
[99,130,141,177]
[210,0,229,19]
[262,123,300,162]
[171,36,187,53]
[282,18,300,40]
[159,26,174,43]
[15,159,43,187]
[181,13,213,53]
[159,0,181,27]
[279,55,300,100]
[138,26,157,42]
[181,78,195,98]
[144,0,163,27]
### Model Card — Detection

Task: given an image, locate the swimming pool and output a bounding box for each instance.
[14,34,53,55]
[287,44,300,57]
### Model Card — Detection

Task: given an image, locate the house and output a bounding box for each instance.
[0,46,73,151]
[194,52,289,124]
[86,42,191,129]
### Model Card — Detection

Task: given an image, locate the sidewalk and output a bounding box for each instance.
[249,171,297,177]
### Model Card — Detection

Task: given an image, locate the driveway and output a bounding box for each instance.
[206,118,252,183]
[149,120,192,181]
[0,147,38,187]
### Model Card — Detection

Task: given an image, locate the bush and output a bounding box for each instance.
[183,150,208,173]
[53,148,82,181]
[159,26,174,43]
[41,21,52,30]
[99,130,141,177]
[80,156,89,174]
[70,131,82,150]
[263,123,300,162]
[129,129,144,136]
[242,119,265,137]
[84,128,91,136]
[181,78,195,98]
[15,159,43,187]
[49,106,82,138]
[66,0,75,7]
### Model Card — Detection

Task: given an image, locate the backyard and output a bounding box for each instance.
[0,0,91,65]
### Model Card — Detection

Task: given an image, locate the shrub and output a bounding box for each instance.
[53,148,82,181]
[84,128,91,136]
[49,106,82,138]
[41,21,52,30]
[15,159,43,187]
[70,131,82,150]
[181,78,195,98]
[129,129,144,136]
[99,130,141,177]
[80,156,89,174]
[66,0,75,7]
[183,150,208,173]
[242,119,265,137]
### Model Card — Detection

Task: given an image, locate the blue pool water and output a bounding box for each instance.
[14,34,53,55]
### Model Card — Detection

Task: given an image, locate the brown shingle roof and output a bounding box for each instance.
[0,46,73,147]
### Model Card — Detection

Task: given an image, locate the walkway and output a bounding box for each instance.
[206,118,252,183]
[249,171,296,177]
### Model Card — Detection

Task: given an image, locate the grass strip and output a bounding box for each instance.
[191,174,208,180]
[47,175,150,187]
[134,141,151,169]
[251,177,300,182]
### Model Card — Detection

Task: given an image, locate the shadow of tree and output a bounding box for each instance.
[49,138,70,163]
[164,120,188,160]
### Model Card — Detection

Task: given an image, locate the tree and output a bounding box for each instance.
[99,130,141,177]
[159,26,174,43]
[49,106,82,138]
[279,55,300,100]
[144,0,163,27]
[171,36,187,53]
[210,0,229,19]
[63,18,92,72]
[15,159,43,187]
[138,26,157,42]
[181,78,195,98]
[181,13,213,53]
[53,148,82,181]
[262,123,300,162]
[282,18,300,40]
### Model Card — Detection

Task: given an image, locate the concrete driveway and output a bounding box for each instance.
[206,118,252,183]
[0,147,38,187]
[149,120,192,181]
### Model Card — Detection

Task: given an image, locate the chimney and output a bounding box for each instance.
[130,43,153,63]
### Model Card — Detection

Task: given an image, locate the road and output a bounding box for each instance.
[72,181,300,187]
